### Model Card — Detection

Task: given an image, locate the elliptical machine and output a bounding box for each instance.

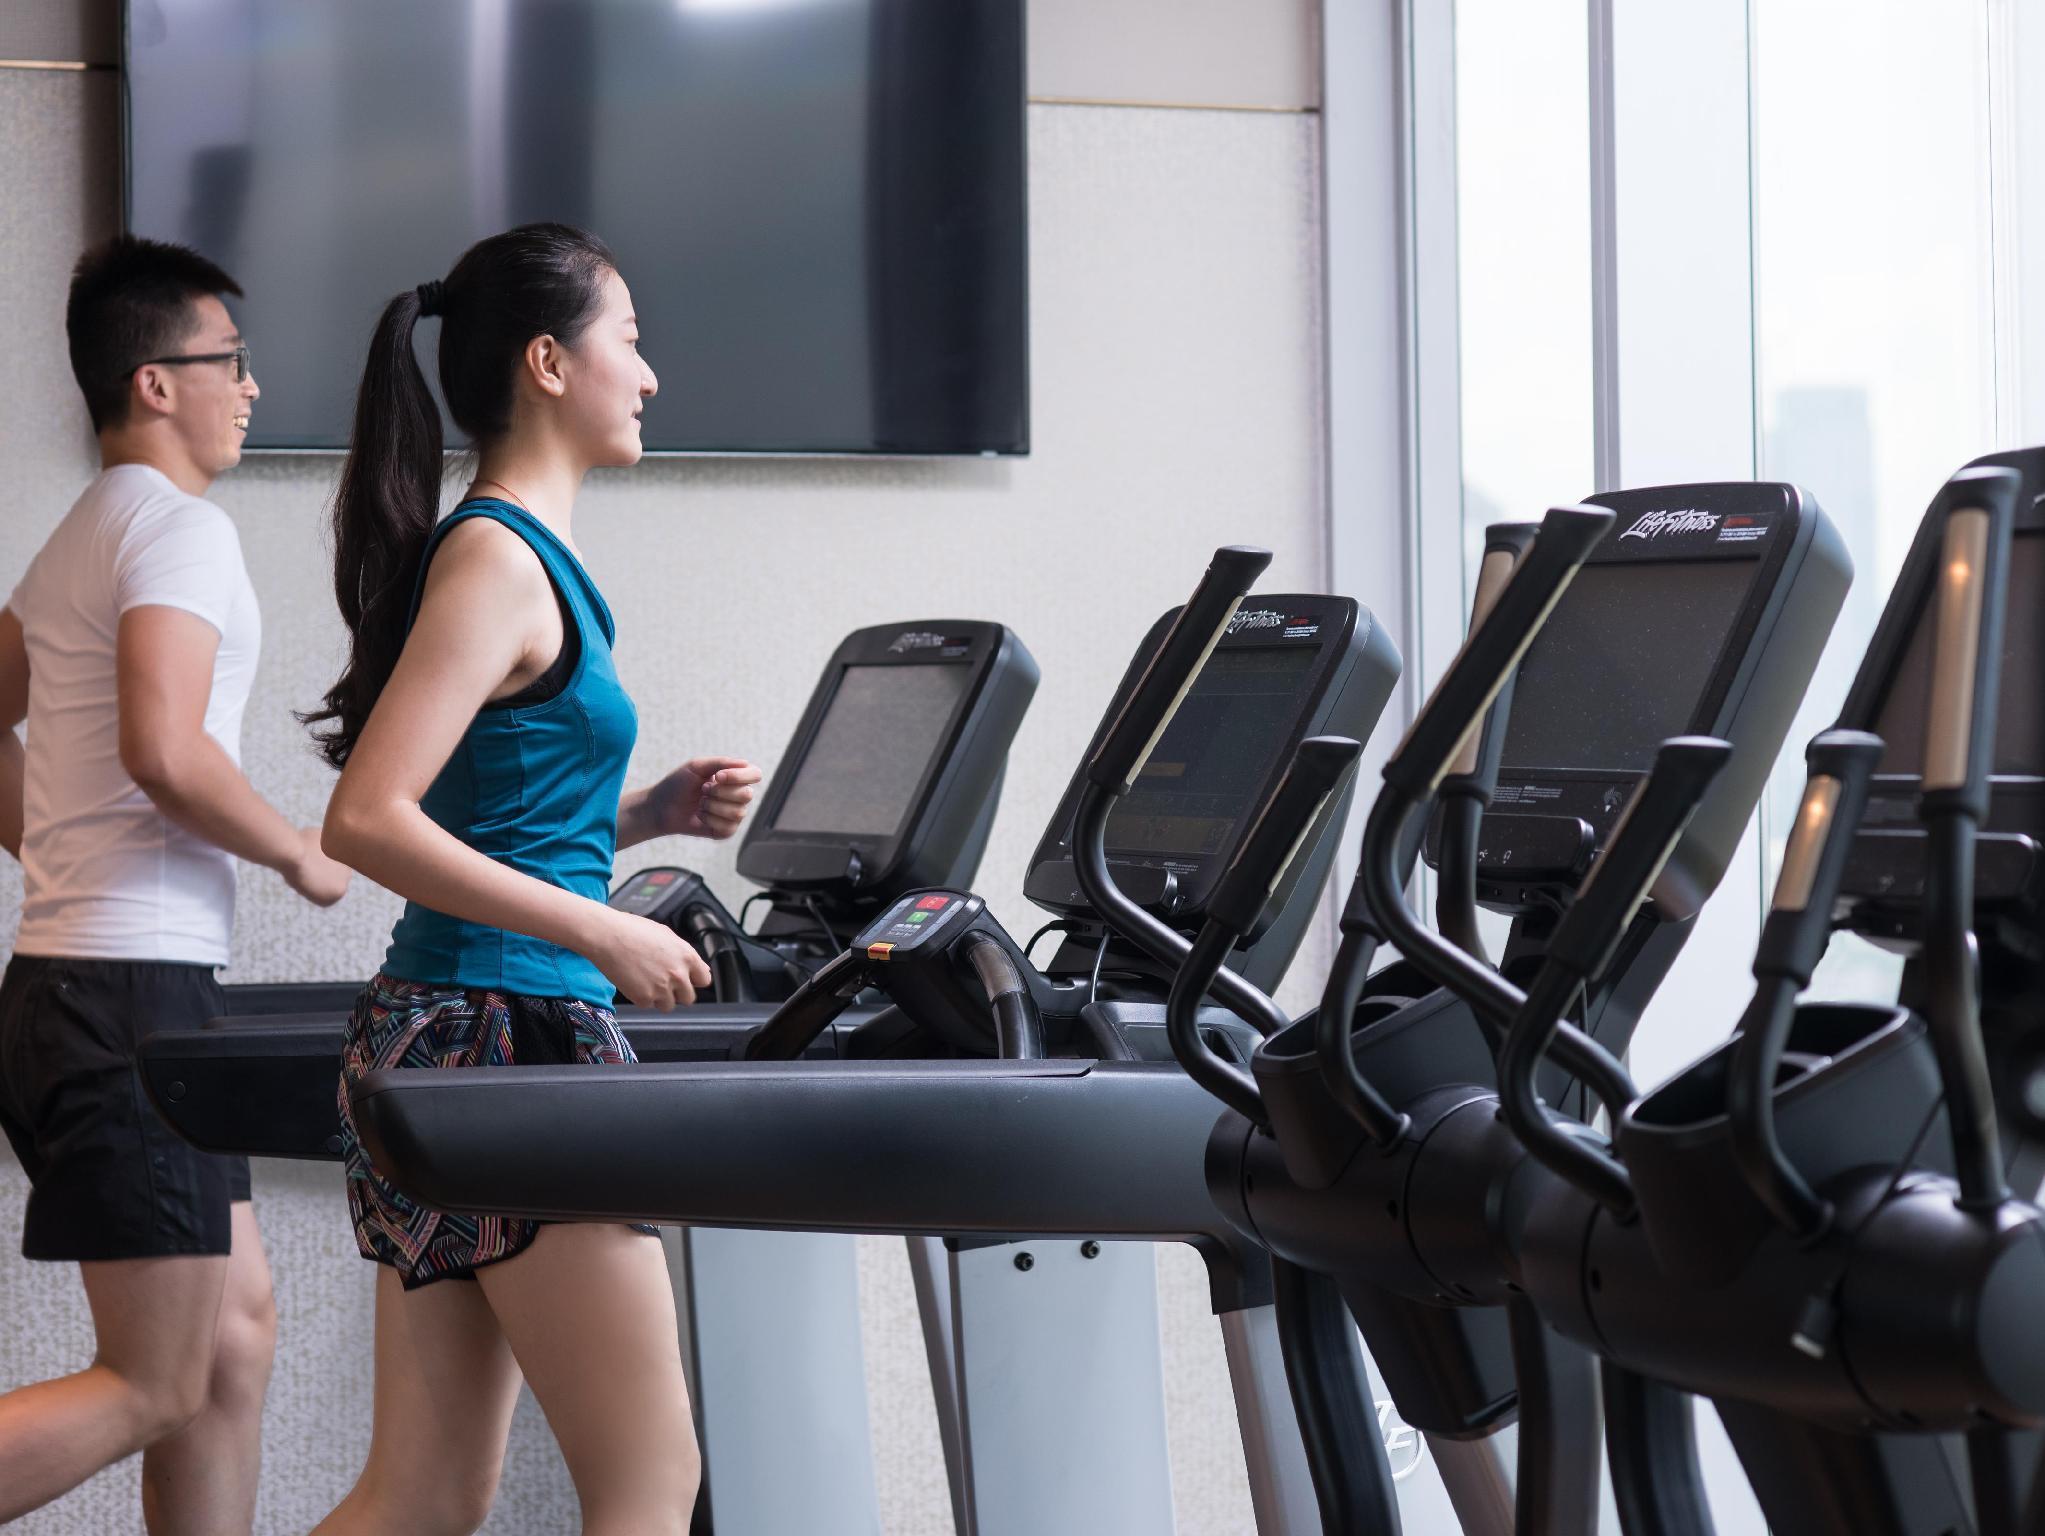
[1469,455,2045,1535]
[1241,453,2045,1533]
[1134,487,1841,1532]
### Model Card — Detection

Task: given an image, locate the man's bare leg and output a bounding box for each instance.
[140,1201,277,1535]
[0,1249,226,1523]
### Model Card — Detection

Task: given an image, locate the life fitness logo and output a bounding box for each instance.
[1227,608,1285,635]
[1377,1397,1425,1481]
[888,631,947,654]
[1618,508,1719,541]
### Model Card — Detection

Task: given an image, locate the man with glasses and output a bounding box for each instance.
[0,234,350,1531]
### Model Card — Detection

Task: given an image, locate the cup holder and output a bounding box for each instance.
[1617,1003,1936,1280]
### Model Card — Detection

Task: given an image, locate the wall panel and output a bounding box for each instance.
[0,38,1330,1531]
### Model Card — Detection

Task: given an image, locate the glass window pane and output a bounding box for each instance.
[1753,0,1998,999]
[1455,0,1595,563]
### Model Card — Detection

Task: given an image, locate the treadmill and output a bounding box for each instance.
[148,617,1041,1154]
[142,618,1040,1536]
[344,556,1405,1536]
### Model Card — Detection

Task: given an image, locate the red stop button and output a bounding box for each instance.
[916,895,950,912]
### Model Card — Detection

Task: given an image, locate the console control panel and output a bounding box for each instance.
[856,890,983,961]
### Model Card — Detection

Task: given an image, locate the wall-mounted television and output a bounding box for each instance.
[123,0,1029,456]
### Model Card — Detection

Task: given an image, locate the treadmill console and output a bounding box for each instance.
[1834,447,2045,954]
[735,620,1038,910]
[1023,593,1401,994]
[610,868,698,919]
[1444,482,1850,922]
[857,891,980,959]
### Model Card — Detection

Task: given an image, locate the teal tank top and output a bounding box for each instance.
[382,500,637,1005]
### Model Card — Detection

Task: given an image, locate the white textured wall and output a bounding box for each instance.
[0,9,1330,1532]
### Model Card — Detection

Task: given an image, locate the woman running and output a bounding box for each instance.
[305,223,758,1535]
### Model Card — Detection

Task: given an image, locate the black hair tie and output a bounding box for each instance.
[415,279,447,318]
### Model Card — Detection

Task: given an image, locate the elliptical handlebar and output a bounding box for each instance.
[1543,737,1734,981]
[1354,506,1634,1113]
[1168,736,1369,1128]
[1916,463,2022,1210]
[1070,549,1295,1042]
[1382,505,1612,799]
[1206,737,1364,937]
[1314,522,1542,1140]
[1438,522,1542,797]
[1435,523,1539,960]
[1726,728,1886,1237]
[1086,545,1272,795]
[1918,465,2020,816]
[1497,736,1734,1215]
[1753,730,1889,984]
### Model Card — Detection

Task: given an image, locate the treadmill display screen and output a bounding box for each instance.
[772,663,971,837]
[1873,530,2045,778]
[1501,558,1756,773]
[1107,646,1317,857]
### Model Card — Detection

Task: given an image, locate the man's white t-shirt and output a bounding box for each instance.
[10,463,261,966]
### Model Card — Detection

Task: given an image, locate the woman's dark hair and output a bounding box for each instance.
[303,223,615,769]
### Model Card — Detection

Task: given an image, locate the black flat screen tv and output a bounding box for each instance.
[123,0,1028,455]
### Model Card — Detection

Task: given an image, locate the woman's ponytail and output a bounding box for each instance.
[304,223,614,770]
[301,287,443,769]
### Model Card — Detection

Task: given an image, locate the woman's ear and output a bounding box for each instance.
[523,333,569,398]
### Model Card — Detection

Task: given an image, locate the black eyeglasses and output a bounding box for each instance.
[135,344,251,383]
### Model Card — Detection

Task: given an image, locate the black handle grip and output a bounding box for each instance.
[1207,736,1363,935]
[1919,464,2020,819]
[737,947,869,1060]
[1385,507,1613,796]
[1088,546,1273,793]
[961,931,1045,1061]
[1754,729,1885,985]
[683,905,756,1004]
[1544,736,1733,979]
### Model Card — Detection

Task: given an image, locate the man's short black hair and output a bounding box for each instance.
[66,235,243,433]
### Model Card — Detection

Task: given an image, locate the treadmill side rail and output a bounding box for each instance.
[351,1059,1239,1245]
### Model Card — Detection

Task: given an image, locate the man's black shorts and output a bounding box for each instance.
[0,956,251,1262]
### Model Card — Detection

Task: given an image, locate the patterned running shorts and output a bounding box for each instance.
[337,972,656,1289]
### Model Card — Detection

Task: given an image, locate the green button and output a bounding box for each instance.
[906,911,930,924]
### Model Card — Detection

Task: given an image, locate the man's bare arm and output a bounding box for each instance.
[117,605,349,905]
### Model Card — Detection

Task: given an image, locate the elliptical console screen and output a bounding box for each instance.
[772,664,972,837]
[1872,530,2045,779]
[1107,646,1317,857]
[1501,559,1754,773]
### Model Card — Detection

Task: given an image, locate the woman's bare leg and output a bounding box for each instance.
[476,1224,699,1536]
[311,1265,524,1536]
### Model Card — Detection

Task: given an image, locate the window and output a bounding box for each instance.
[1753,0,1998,999]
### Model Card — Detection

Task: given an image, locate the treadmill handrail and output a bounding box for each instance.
[347,1057,1252,1246]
